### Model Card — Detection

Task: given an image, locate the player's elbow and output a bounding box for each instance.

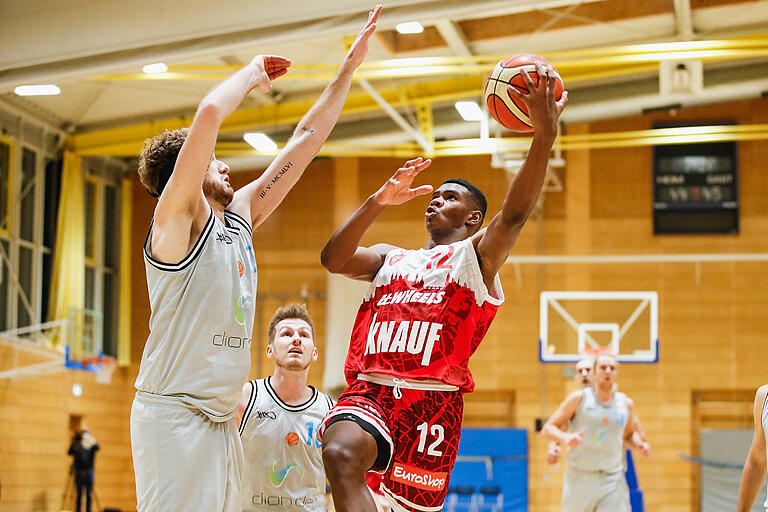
[288,128,322,156]
[746,453,767,474]
[320,248,344,274]
[195,100,225,125]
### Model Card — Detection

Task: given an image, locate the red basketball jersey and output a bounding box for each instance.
[344,237,504,393]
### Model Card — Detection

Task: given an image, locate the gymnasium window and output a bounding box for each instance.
[0,135,53,334]
[84,169,122,358]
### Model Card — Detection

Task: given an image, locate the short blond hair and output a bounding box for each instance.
[267,303,315,344]
[593,353,618,371]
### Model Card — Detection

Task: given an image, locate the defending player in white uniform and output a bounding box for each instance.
[737,384,768,511]
[238,304,333,512]
[542,354,651,512]
[130,8,382,511]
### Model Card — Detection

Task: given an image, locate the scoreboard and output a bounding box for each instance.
[652,123,738,234]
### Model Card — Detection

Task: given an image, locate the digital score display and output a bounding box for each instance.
[652,123,738,234]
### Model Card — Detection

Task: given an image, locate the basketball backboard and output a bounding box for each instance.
[539,291,659,364]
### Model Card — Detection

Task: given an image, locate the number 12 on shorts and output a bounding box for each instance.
[416,422,445,456]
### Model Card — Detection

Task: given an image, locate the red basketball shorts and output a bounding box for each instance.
[320,377,464,512]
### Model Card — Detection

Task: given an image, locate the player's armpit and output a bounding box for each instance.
[149,206,205,265]
[327,244,396,281]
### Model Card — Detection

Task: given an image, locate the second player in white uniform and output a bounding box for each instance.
[542,354,650,512]
[239,304,333,512]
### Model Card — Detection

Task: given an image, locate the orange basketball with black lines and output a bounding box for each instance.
[484,53,564,132]
[285,432,300,446]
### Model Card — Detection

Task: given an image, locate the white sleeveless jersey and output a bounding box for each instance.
[240,378,333,511]
[762,393,768,510]
[135,209,257,421]
[567,387,629,473]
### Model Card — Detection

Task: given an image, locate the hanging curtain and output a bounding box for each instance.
[48,151,85,353]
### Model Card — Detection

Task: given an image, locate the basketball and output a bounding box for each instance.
[484,53,565,132]
[285,432,300,446]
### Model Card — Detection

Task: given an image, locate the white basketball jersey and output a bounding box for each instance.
[240,378,333,511]
[567,387,629,473]
[136,209,257,421]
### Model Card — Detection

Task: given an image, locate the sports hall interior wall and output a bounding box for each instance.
[2,95,767,511]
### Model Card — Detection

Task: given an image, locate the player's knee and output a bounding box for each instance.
[322,440,366,477]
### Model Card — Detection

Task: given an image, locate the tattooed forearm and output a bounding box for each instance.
[300,126,315,134]
[259,161,293,199]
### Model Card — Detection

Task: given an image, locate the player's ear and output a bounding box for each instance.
[266,343,274,359]
[312,347,318,362]
[466,210,482,228]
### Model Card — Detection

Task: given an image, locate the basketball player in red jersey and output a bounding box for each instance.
[319,64,568,512]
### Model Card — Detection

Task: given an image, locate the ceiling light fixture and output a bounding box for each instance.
[14,85,61,96]
[142,62,168,74]
[395,21,424,34]
[243,133,278,152]
[455,101,484,121]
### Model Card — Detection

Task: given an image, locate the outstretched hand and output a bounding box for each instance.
[344,5,382,70]
[373,157,433,206]
[507,63,568,139]
[250,55,292,93]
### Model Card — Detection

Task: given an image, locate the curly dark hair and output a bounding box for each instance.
[138,128,189,197]
[267,303,315,345]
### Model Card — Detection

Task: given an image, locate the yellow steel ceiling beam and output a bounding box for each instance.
[93,34,768,83]
[81,124,766,158]
[70,75,484,155]
[75,124,768,158]
[73,34,768,157]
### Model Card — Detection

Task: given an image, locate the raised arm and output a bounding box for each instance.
[474,64,568,285]
[541,390,584,447]
[152,54,290,263]
[230,5,382,229]
[738,385,768,512]
[321,157,433,280]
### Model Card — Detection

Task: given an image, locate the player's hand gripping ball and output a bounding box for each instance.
[484,53,565,132]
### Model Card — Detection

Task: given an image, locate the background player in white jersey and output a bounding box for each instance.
[546,357,648,465]
[238,304,333,512]
[542,354,651,512]
[737,384,768,511]
[319,64,567,512]
[547,356,594,465]
[130,7,381,512]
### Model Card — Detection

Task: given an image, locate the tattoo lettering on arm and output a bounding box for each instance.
[258,161,294,199]
[300,126,315,134]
